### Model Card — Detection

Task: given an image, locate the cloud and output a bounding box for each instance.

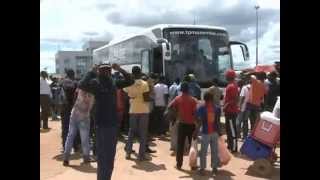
[104,0,279,38]
[245,22,280,65]
[40,51,56,73]
[81,31,114,42]
[107,10,192,27]
[96,3,116,11]
[83,31,100,36]
[41,38,71,44]
[41,0,280,73]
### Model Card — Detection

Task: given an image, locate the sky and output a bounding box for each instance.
[40,0,280,73]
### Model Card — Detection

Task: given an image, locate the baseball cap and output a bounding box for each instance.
[98,63,111,70]
[225,69,236,79]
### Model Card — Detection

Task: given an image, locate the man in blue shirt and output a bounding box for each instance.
[79,63,134,180]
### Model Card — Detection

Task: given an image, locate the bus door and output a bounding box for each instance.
[152,46,163,75]
[228,41,250,70]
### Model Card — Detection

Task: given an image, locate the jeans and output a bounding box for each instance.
[96,126,118,180]
[153,106,167,135]
[170,121,178,151]
[51,104,61,120]
[200,133,220,169]
[243,106,260,139]
[89,110,96,156]
[63,115,90,161]
[40,94,50,129]
[176,123,195,167]
[215,106,222,128]
[61,104,81,151]
[225,113,238,152]
[126,113,149,158]
[236,111,249,138]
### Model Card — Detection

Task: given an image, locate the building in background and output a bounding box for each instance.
[55,41,108,78]
[82,41,108,54]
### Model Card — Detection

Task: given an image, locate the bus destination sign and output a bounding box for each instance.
[169,30,227,37]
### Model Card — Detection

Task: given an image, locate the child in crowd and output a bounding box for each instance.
[196,91,221,176]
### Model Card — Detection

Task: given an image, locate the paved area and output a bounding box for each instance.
[41,120,280,180]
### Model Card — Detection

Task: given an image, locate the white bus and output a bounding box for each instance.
[93,24,249,87]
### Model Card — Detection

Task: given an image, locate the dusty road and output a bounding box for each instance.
[40,120,279,180]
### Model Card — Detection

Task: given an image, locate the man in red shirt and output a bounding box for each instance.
[244,72,267,136]
[168,82,198,170]
[223,69,240,153]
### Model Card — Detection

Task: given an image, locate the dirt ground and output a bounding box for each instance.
[40,120,280,180]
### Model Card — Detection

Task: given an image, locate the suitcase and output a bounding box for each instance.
[240,136,272,160]
[273,97,280,118]
[251,111,280,147]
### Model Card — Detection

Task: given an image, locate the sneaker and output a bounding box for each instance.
[198,169,205,176]
[146,147,156,153]
[191,166,198,171]
[83,160,90,165]
[84,157,96,163]
[125,153,131,160]
[89,156,97,162]
[170,151,176,156]
[138,156,151,161]
[175,165,182,170]
[124,147,136,153]
[231,150,238,154]
[212,168,218,175]
[63,160,69,166]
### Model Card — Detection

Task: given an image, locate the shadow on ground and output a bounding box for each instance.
[157,136,171,142]
[53,154,97,173]
[132,161,166,172]
[127,154,166,172]
[179,168,236,180]
[68,163,97,173]
[148,142,157,146]
[40,128,52,133]
[53,153,82,161]
[232,153,252,161]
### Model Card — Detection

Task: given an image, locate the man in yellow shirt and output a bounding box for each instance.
[124,66,151,161]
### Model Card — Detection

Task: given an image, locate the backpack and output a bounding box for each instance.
[62,79,78,106]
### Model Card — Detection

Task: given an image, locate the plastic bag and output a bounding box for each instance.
[218,136,232,166]
[189,138,198,168]
[272,96,280,119]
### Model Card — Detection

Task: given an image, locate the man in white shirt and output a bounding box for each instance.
[168,78,180,103]
[40,71,52,129]
[236,74,250,139]
[168,78,180,152]
[153,75,169,136]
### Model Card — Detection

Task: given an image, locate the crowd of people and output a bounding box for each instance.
[40,62,280,179]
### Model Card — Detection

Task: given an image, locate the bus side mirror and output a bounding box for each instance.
[157,38,171,61]
[229,41,250,61]
[161,42,171,61]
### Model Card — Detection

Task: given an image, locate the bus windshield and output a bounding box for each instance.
[163,28,231,84]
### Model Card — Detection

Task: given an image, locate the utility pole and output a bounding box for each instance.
[255,5,260,66]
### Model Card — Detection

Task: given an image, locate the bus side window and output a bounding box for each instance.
[141,50,150,74]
